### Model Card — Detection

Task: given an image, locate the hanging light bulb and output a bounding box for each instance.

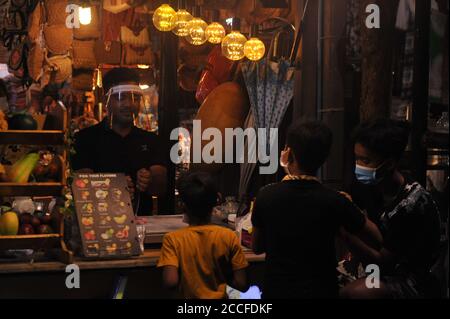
[185,17,208,46]
[172,9,193,36]
[206,22,225,44]
[78,6,92,25]
[221,31,247,61]
[152,4,176,32]
[244,37,265,61]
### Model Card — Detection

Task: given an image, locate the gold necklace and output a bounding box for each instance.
[282,174,320,182]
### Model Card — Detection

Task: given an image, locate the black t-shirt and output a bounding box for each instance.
[376,182,441,279]
[251,179,366,298]
[71,120,166,215]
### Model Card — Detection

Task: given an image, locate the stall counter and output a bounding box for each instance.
[0,249,265,299]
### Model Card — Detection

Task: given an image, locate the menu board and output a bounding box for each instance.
[72,173,141,259]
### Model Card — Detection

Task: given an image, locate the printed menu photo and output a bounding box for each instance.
[72,173,141,259]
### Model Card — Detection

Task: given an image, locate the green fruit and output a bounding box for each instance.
[8,153,40,183]
[0,211,19,235]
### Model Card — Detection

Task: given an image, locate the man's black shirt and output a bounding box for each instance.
[251,179,366,299]
[71,120,166,215]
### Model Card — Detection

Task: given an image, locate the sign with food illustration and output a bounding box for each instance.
[72,173,141,259]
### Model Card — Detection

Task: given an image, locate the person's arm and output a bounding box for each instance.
[340,220,391,265]
[251,194,266,255]
[337,193,384,263]
[251,227,265,255]
[228,232,250,292]
[230,268,249,293]
[149,165,167,198]
[162,265,179,290]
[157,234,179,290]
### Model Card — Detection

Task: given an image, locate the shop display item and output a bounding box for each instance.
[7,113,38,130]
[43,24,73,55]
[7,152,39,183]
[0,211,19,235]
[72,40,98,70]
[44,0,68,25]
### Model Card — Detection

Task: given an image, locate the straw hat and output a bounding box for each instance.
[27,1,43,44]
[45,0,69,25]
[44,24,73,55]
[27,44,44,82]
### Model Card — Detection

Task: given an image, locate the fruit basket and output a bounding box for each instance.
[0,213,73,263]
[0,101,72,263]
[0,103,67,197]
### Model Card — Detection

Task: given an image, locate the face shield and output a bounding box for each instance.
[105,84,145,126]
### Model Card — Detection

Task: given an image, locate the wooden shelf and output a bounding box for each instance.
[0,234,60,251]
[0,130,65,145]
[0,183,64,197]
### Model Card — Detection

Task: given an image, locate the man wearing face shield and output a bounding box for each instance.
[72,68,167,215]
[340,119,442,299]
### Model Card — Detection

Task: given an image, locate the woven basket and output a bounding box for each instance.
[27,44,44,82]
[44,24,73,54]
[27,1,43,43]
[72,40,97,69]
[43,51,72,84]
[45,0,69,25]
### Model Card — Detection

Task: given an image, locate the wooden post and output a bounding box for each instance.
[359,0,399,121]
[411,0,431,186]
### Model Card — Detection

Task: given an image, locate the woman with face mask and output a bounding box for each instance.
[340,119,442,299]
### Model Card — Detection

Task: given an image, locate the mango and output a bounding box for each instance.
[0,211,19,235]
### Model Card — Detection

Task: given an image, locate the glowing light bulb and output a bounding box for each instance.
[152,4,176,32]
[185,17,208,46]
[244,37,265,61]
[78,6,92,25]
[172,9,193,37]
[221,31,247,61]
[206,22,225,44]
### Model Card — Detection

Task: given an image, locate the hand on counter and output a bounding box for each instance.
[126,175,135,200]
[136,168,152,193]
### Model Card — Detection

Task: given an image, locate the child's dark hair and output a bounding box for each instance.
[352,118,411,161]
[103,67,140,92]
[286,120,333,174]
[177,171,218,222]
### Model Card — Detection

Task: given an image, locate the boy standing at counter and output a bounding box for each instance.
[157,172,249,299]
[251,121,382,298]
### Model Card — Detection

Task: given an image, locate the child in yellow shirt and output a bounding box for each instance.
[157,172,249,299]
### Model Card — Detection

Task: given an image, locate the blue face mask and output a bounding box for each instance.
[355,164,381,185]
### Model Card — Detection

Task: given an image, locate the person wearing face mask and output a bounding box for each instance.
[340,119,442,299]
[72,68,167,215]
[251,121,382,299]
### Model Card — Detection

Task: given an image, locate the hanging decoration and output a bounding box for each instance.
[221,31,247,61]
[152,4,177,32]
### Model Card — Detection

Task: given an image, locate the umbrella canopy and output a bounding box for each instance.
[238,0,309,200]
